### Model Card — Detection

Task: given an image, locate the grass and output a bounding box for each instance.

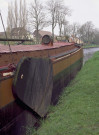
[33,51,99,135]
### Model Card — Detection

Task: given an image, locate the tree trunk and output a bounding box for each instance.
[52,25,54,42]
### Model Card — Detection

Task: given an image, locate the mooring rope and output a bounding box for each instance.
[0,12,15,65]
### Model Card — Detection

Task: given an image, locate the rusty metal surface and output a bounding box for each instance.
[0,42,74,53]
[0,42,76,67]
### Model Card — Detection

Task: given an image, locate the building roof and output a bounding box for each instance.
[0,32,5,37]
[11,27,29,37]
[39,30,52,37]
[33,30,53,37]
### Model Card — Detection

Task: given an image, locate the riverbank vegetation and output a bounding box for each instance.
[83,44,99,49]
[34,51,99,135]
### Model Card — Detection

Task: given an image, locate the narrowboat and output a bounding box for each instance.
[0,35,83,135]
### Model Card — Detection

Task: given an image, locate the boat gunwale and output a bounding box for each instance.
[52,47,82,63]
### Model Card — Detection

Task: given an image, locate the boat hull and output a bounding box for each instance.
[0,44,83,135]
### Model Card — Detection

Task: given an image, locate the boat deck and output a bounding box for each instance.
[0,42,74,53]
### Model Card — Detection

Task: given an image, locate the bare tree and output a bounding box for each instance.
[28,0,46,43]
[19,0,22,28]
[7,2,14,37]
[71,23,80,38]
[79,21,94,44]
[93,29,99,44]
[63,23,72,40]
[19,0,27,29]
[46,0,61,40]
[85,21,94,44]
[7,0,28,38]
[57,6,70,37]
[78,25,86,42]
[13,0,18,28]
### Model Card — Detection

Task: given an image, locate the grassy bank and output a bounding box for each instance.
[34,51,99,135]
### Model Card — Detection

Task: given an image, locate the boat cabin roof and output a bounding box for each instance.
[0,42,74,53]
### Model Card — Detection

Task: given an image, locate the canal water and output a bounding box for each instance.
[83,47,99,64]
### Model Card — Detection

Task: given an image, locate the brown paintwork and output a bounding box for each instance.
[0,78,15,108]
[53,48,83,76]
[0,46,83,109]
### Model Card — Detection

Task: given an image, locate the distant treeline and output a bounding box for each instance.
[1,0,99,44]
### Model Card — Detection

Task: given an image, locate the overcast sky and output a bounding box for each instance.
[0,0,99,34]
